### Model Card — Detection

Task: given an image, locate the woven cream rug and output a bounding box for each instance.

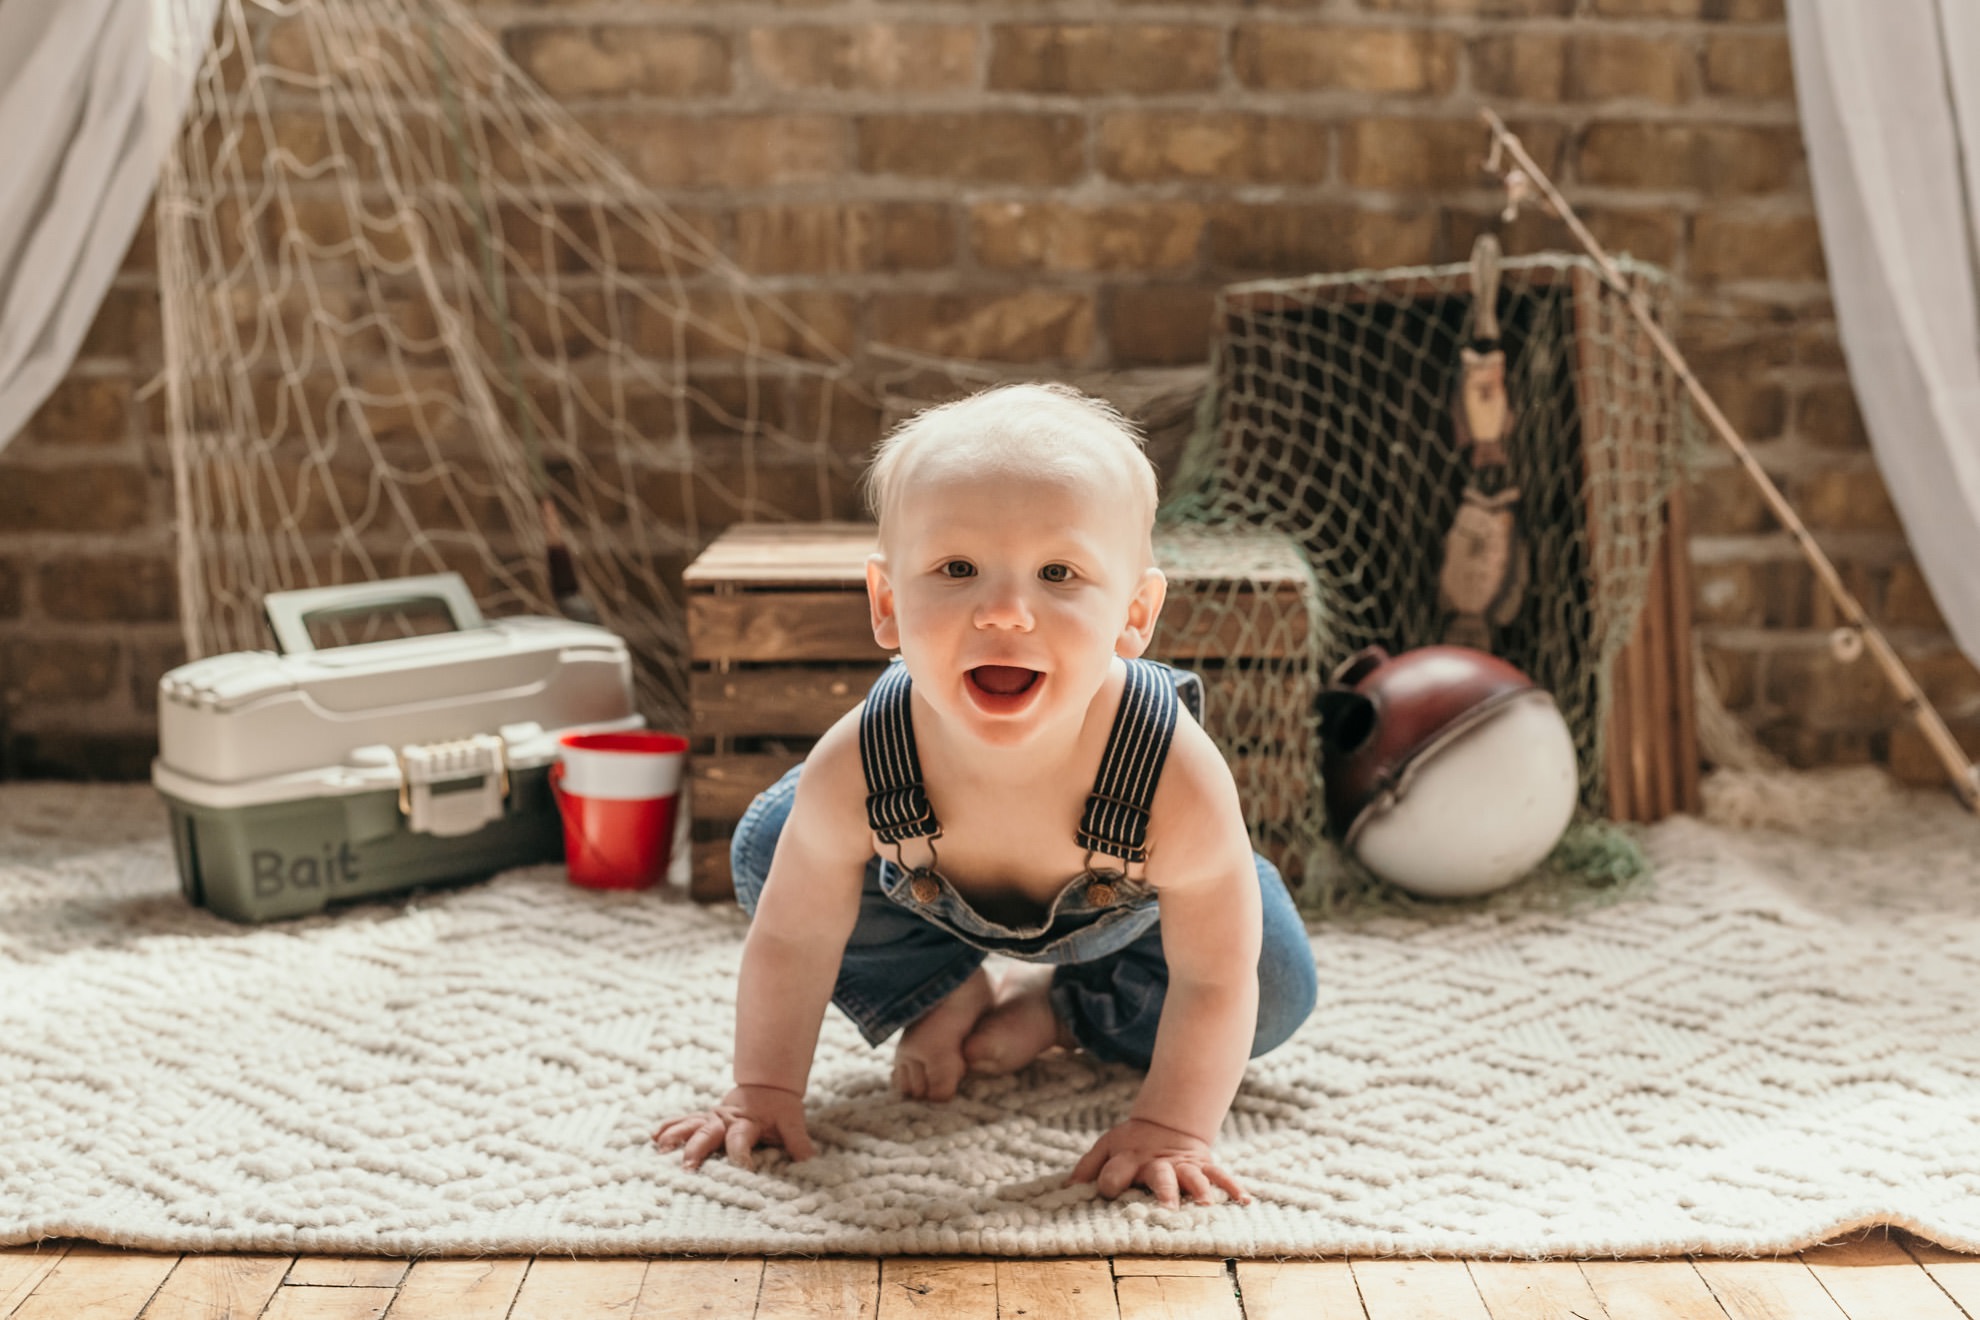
[3,772,1977,1259]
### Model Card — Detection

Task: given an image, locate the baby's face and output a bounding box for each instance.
[867,457,1163,750]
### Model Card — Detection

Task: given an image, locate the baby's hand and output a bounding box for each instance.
[653,1083,815,1171]
[1068,1117,1251,1209]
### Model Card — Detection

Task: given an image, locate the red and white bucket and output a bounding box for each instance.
[551,731,688,890]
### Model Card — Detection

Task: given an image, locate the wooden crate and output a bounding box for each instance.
[684,522,1324,902]
[1215,257,1701,823]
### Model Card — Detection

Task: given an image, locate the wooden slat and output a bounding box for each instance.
[689,592,883,664]
[1232,1260,1367,1320]
[10,1247,178,1320]
[1578,1259,1731,1320]
[507,1259,649,1320]
[1113,1274,1240,1319]
[875,1258,994,1318]
[138,1256,290,1320]
[1465,1259,1608,1319]
[692,666,876,738]
[636,1259,765,1319]
[382,1259,528,1320]
[284,1261,407,1289]
[1112,1259,1227,1277]
[1903,1237,1980,1316]
[1690,1257,1849,1320]
[756,1259,877,1320]
[260,1286,395,1320]
[1664,482,1703,814]
[1352,1260,1490,1320]
[1802,1235,1968,1320]
[684,524,1313,591]
[995,1261,1119,1320]
[0,1246,69,1317]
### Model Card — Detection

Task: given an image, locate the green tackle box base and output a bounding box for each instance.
[163,764,563,923]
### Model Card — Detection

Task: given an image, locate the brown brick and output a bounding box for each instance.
[1470,34,1567,102]
[1889,719,1980,786]
[1883,560,1946,630]
[992,25,1222,95]
[1765,645,1901,729]
[1699,642,1756,708]
[1691,369,1786,443]
[1691,559,1755,626]
[1,639,120,702]
[1207,203,1437,273]
[1359,0,1573,14]
[0,561,19,618]
[1685,461,1775,535]
[1567,35,1692,105]
[860,114,1086,185]
[872,290,1094,363]
[972,202,1203,273]
[1794,467,1902,534]
[498,202,722,278]
[1579,123,1803,195]
[18,378,133,448]
[1794,325,1847,370]
[1098,113,1328,185]
[78,287,162,363]
[1591,0,1783,17]
[751,25,978,93]
[506,27,729,99]
[1341,118,1493,191]
[1105,285,1216,367]
[636,454,861,530]
[1704,32,1794,100]
[132,637,190,716]
[39,557,178,624]
[0,465,151,533]
[1690,212,1825,282]
[1793,381,1868,450]
[735,202,953,274]
[590,114,848,189]
[1910,648,1980,713]
[1234,26,1458,95]
[635,290,858,364]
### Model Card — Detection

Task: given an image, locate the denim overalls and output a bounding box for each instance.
[729,658,1317,1068]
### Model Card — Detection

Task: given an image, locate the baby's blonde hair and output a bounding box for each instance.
[863,383,1160,544]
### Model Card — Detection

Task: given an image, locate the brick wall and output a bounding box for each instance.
[4,0,1975,784]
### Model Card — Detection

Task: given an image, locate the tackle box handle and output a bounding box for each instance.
[263,573,487,656]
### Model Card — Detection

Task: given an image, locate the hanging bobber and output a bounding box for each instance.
[1318,645,1578,899]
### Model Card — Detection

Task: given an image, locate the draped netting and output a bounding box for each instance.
[159,0,869,721]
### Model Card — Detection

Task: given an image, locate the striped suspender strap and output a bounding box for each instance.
[1076,659,1183,865]
[860,660,940,844]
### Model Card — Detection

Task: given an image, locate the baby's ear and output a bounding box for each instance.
[866,554,901,650]
[1115,566,1167,658]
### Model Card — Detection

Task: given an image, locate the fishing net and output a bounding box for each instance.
[159,0,1690,907]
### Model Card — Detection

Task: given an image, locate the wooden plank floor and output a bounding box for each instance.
[3,1229,1973,1319]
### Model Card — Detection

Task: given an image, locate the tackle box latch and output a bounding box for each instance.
[394,735,511,837]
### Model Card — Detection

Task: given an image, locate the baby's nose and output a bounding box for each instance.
[973,586,1034,629]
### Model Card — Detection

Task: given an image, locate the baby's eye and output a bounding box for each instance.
[941,560,975,578]
[1040,563,1073,584]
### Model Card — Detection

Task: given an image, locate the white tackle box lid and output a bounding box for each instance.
[153,574,642,810]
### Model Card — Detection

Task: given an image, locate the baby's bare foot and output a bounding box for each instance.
[893,966,995,1102]
[961,965,1074,1077]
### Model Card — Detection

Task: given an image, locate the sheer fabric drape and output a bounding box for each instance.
[1789,0,1980,666]
[0,0,215,452]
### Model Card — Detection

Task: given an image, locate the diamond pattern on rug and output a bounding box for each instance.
[1,772,1976,1257]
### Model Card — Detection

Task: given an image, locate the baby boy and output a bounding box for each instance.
[656,384,1317,1206]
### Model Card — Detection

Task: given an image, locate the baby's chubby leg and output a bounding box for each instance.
[892,966,995,1101]
[961,963,1077,1077]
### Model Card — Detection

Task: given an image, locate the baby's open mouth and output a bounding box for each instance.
[969,665,1040,696]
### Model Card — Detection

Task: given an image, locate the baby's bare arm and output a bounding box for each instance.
[657,713,871,1167]
[1071,725,1262,1205]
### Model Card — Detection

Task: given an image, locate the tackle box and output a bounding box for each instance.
[152,573,642,922]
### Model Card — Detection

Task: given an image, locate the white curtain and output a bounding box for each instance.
[0,0,216,453]
[1789,0,1980,667]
